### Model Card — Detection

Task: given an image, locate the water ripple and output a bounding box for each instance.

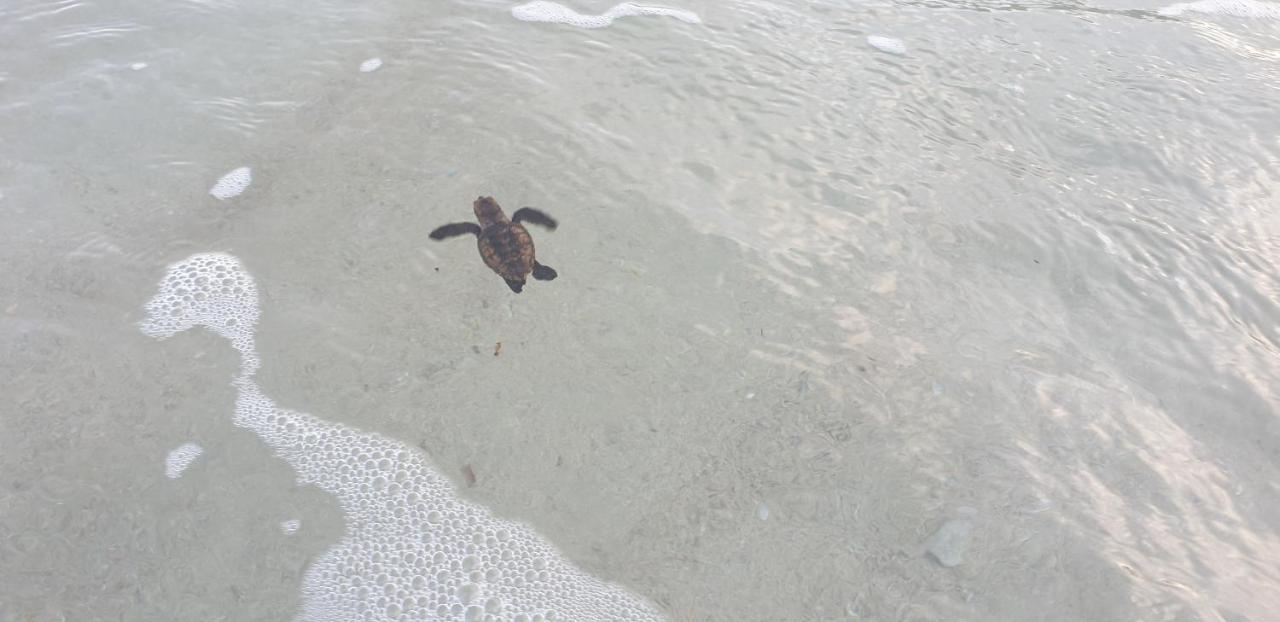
[46,20,146,46]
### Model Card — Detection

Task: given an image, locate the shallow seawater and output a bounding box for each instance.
[2,0,1279,620]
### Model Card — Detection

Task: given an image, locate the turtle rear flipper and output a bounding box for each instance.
[505,279,525,293]
[532,262,557,281]
[512,208,558,231]
[429,222,482,240]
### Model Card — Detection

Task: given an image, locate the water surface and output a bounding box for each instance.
[3,0,1279,620]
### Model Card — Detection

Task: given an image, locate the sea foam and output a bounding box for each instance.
[140,252,664,621]
[512,1,701,29]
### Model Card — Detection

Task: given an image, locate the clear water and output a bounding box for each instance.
[3,0,1279,620]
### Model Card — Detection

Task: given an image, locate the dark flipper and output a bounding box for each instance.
[532,262,557,281]
[429,222,482,240]
[505,279,525,293]
[511,208,558,231]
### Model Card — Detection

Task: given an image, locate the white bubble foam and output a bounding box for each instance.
[165,442,204,479]
[867,35,907,55]
[138,252,261,374]
[1158,0,1280,17]
[209,166,252,200]
[131,62,148,70]
[282,519,302,535]
[359,57,383,73]
[140,253,665,621]
[512,1,701,29]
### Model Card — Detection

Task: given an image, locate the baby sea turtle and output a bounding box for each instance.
[429,196,559,293]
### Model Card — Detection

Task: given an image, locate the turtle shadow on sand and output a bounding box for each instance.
[430,196,558,293]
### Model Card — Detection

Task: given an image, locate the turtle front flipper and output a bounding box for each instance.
[505,278,525,293]
[429,222,482,240]
[532,262,557,281]
[511,208,558,231]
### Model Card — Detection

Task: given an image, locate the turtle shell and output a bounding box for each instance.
[477,222,536,280]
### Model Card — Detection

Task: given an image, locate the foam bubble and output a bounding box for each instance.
[140,253,665,621]
[165,442,204,479]
[1158,0,1280,17]
[282,519,302,535]
[209,166,252,200]
[139,252,261,374]
[867,35,906,55]
[359,58,383,73]
[131,62,148,70]
[512,1,701,29]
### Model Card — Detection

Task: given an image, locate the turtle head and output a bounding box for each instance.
[473,196,506,227]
